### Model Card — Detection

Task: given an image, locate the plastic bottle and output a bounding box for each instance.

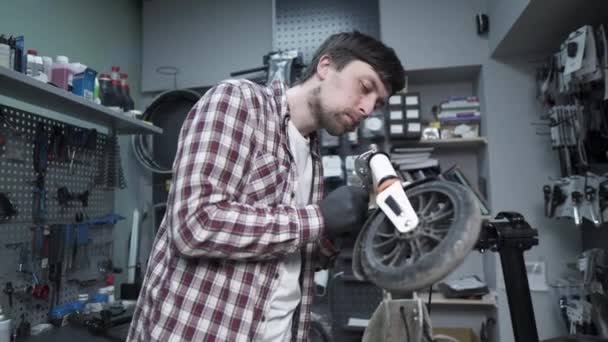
[41,56,53,81]
[51,56,71,90]
[107,286,115,303]
[33,56,46,82]
[109,66,125,111]
[99,285,116,303]
[120,73,135,111]
[0,36,9,68]
[26,49,38,77]
[93,77,100,104]
[68,62,86,91]
[89,293,108,313]
[78,293,90,315]
[98,73,116,107]
[0,305,11,342]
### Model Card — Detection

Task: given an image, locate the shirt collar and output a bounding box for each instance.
[269,80,321,159]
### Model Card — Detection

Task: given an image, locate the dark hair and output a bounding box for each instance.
[300,31,405,95]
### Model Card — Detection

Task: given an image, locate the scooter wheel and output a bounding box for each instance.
[359,181,482,292]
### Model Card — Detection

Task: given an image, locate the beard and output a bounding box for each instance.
[308,86,350,136]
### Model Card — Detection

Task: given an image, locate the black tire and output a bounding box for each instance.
[359,181,481,292]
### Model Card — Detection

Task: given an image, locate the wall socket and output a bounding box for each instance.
[498,260,548,292]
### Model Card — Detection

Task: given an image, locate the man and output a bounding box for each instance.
[127,31,405,341]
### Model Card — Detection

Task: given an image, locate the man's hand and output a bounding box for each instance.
[319,185,369,239]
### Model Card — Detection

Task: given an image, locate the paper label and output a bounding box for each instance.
[390,124,403,134]
[389,95,401,105]
[405,95,419,105]
[408,122,421,132]
[390,110,403,120]
[406,109,420,119]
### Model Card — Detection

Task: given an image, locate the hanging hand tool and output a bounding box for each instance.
[584,186,600,226]
[3,282,13,307]
[48,126,66,162]
[32,176,46,224]
[33,122,49,224]
[64,223,74,272]
[543,185,552,217]
[76,222,90,270]
[0,192,17,219]
[572,191,583,225]
[31,271,49,301]
[86,213,125,226]
[18,245,29,273]
[42,227,49,277]
[16,314,31,339]
[550,185,567,217]
[66,127,97,173]
[48,225,65,306]
[33,122,48,175]
[57,186,90,208]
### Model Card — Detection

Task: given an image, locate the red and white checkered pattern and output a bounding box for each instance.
[127,79,335,342]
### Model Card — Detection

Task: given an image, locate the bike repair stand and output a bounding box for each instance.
[477,212,540,342]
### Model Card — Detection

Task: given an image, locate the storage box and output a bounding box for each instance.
[433,327,479,342]
[387,92,422,140]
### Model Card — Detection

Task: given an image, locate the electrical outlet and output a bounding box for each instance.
[498,260,548,291]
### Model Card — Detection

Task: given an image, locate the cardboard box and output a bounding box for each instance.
[72,67,98,101]
[433,327,479,342]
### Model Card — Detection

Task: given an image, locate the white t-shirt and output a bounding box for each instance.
[261,120,312,342]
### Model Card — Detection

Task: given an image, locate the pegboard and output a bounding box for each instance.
[274,0,380,64]
[0,103,119,327]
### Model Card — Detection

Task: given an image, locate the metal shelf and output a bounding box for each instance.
[0,66,162,135]
[416,291,497,308]
[392,137,488,150]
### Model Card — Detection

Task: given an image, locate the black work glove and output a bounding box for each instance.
[319,185,369,240]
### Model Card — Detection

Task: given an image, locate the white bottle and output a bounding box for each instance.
[78,293,90,315]
[0,44,9,68]
[0,306,12,342]
[33,56,47,82]
[42,56,53,81]
[26,50,39,77]
[100,285,115,303]
[68,62,86,88]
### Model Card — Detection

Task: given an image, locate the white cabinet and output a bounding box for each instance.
[141,0,273,92]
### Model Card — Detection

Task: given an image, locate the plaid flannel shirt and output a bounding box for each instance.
[127,79,336,342]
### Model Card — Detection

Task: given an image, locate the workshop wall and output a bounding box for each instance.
[380,0,584,341]
[481,58,583,342]
[484,2,583,340]
[379,0,488,71]
[0,0,151,297]
[486,0,529,56]
[141,0,273,92]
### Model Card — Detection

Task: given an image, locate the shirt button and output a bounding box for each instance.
[275,273,279,279]
[262,315,266,322]
[291,192,295,198]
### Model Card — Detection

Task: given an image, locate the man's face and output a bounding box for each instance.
[309,59,389,136]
